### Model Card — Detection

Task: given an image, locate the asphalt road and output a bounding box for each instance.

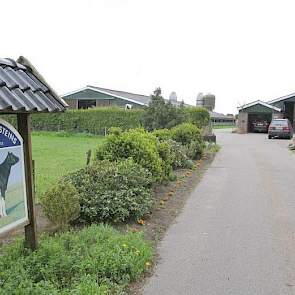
[143,130,295,295]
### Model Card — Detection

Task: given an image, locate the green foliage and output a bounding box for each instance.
[167,140,189,169]
[185,140,206,160]
[1,107,143,135]
[141,88,185,131]
[0,224,153,294]
[185,107,210,128]
[65,159,154,223]
[96,129,164,181]
[206,143,221,153]
[40,181,80,230]
[108,127,123,136]
[170,123,205,160]
[171,123,203,145]
[183,159,195,169]
[152,128,173,141]
[156,140,175,180]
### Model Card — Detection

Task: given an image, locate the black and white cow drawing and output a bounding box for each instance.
[0,152,19,218]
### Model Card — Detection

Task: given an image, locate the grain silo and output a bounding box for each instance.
[196,93,204,107]
[169,92,178,102]
[203,93,215,111]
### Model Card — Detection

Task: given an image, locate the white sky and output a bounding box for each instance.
[1,0,295,114]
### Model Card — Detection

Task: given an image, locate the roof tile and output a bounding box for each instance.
[0,57,66,113]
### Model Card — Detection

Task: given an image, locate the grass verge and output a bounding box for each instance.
[0,224,153,295]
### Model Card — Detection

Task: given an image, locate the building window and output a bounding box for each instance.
[78,100,96,109]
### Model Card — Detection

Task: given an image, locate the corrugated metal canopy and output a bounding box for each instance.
[0,57,67,113]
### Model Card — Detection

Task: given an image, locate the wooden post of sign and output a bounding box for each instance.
[17,113,38,250]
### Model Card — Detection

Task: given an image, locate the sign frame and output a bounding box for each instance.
[0,118,29,236]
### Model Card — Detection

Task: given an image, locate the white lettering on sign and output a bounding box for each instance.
[0,125,17,145]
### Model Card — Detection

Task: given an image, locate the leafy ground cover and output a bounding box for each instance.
[0,224,153,294]
[31,132,104,199]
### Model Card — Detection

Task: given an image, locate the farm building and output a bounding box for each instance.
[62,85,233,125]
[61,85,185,109]
[237,93,295,133]
[210,111,235,125]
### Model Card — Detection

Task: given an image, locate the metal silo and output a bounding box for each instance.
[203,93,215,111]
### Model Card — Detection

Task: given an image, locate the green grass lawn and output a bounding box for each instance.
[32,132,104,200]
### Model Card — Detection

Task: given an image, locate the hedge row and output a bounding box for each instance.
[1,107,144,135]
[41,124,206,227]
[0,106,210,136]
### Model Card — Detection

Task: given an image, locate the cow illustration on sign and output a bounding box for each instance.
[0,152,19,217]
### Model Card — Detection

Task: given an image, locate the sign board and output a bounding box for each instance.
[0,119,28,235]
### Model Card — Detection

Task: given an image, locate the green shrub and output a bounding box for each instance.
[108,126,123,136]
[171,123,202,145]
[152,128,173,141]
[185,140,206,160]
[183,159,195,169]
[185,107,210,128]
[171,123,205,160]
[167,140,189,169]
[156,140,174,180]
[40,181,80,230]
[65,159,154,223]
[0,224,153,294]
[96,129,164,181]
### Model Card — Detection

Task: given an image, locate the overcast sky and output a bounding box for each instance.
[2,0,295,114]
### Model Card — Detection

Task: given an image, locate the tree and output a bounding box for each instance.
[141,88,184,130]
[186,107,210,128]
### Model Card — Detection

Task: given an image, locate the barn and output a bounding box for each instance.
[61,85,188,109]
[237,101,281,133]
[62,85,151,109]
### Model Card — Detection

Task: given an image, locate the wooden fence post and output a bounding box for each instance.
[17,113,38,250]
[86,150,91,166]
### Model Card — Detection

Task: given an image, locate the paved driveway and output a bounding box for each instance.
[144,130,295,295]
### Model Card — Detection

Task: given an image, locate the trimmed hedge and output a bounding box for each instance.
[1,107,143,135]
[0,106,210,135]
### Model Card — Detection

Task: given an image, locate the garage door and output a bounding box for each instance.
[248,113,272,133]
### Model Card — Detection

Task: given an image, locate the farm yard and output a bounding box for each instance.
[0,83,219,294]
[3,1,295,294]
[31,131,104,199]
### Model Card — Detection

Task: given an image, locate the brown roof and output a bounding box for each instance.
[0,56,67,113]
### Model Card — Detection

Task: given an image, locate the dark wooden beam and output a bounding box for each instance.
[17,113,37,250]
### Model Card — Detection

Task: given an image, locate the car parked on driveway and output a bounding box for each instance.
[252,120,269,133]
[268,119,293,139]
